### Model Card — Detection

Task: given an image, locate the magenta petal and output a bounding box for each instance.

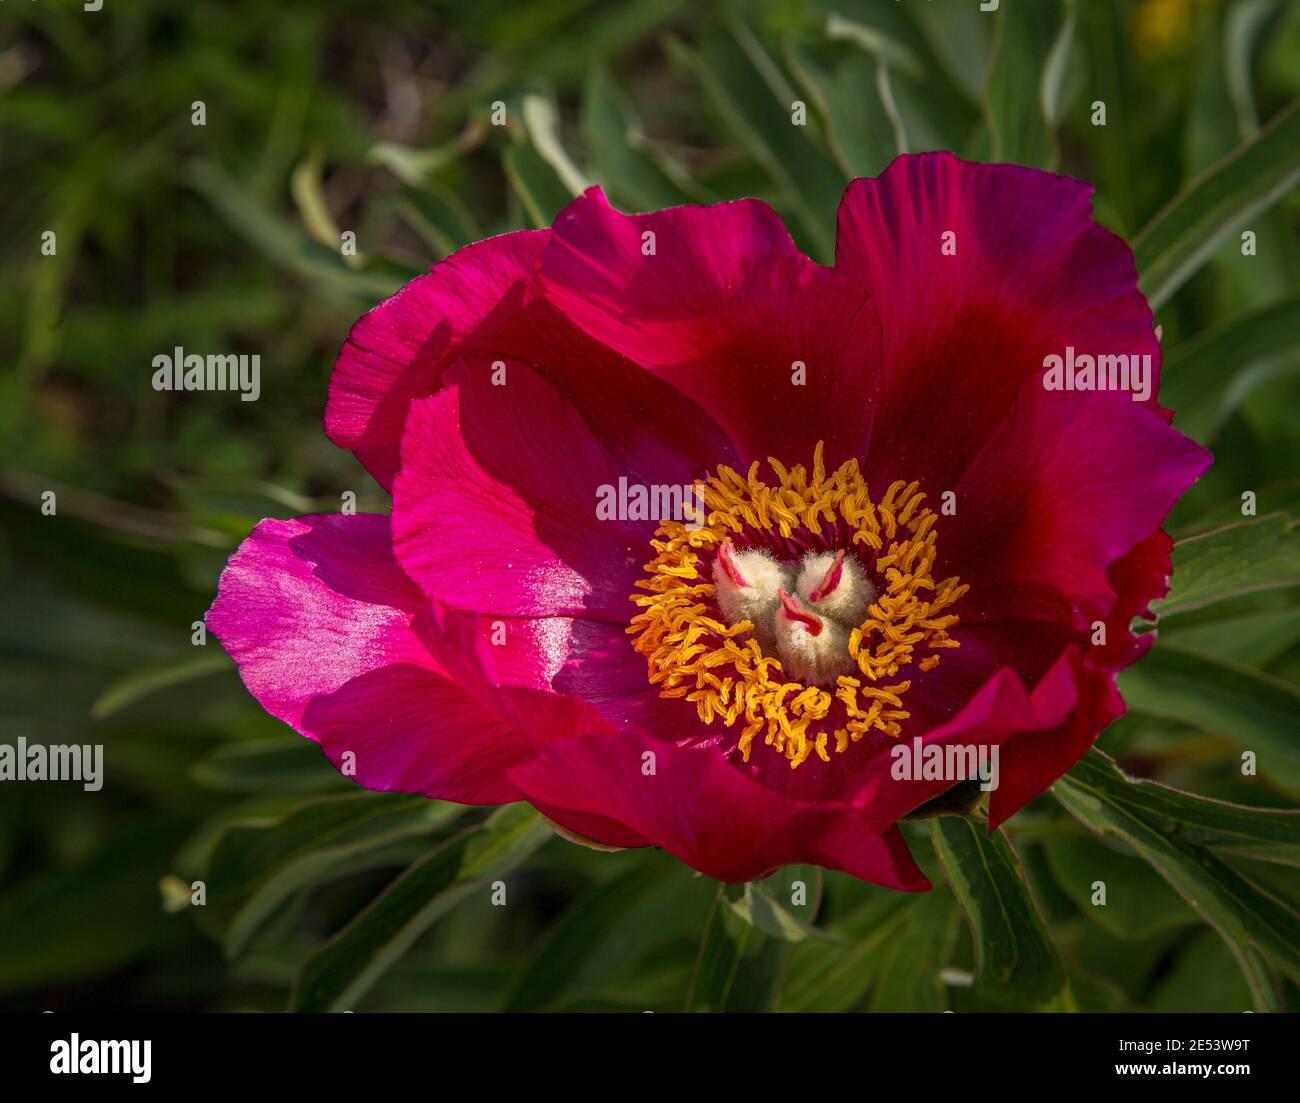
[391,362,649,621]
[207,513,531,804]
[326,225,733,493]
[326,231,547,490]
[207,514,436,731]
[541,187,882,464]
[302,664,527,804]
[508,723,928,889]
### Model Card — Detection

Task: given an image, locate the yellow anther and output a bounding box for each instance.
[627,444,965,768]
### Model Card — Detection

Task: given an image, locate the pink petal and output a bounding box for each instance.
[207,514,436,729]
[207,513,531,804]
[302,663,528,805]
[391,361,652,621]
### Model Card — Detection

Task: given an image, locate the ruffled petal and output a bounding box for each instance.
[845,654,1079,833]
[836,152,1174,494]
[985,530,1175,826]
[327,231,547,489]
[541,187,882,464]
[301,664,529,805]
[327,229,733,492]
[950,386,1209,624]
[207,513,436,729]
[988,653,1126,829]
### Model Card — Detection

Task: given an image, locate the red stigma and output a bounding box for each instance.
[779,589,823,635]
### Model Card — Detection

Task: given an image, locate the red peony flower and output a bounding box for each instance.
[209,152,1211,891]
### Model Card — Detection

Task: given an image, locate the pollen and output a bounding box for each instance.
[627,443,968,769]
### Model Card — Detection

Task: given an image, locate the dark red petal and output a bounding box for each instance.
[950,386,1209,625]
[508,719,928,889]
[541,187,882,465]
[846,655,1079,833]
[327,227,732,492]
[303,664,529,805]
[837,153,1176,488]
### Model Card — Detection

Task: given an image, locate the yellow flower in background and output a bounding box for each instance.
[1135,0,1221,59]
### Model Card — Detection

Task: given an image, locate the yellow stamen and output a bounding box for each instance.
[627,443,967,768]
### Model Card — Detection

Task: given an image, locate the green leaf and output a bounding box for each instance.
[823,3,979,154]
[1043,833,1196,939]
[504,853,706,1011]
[1149,928,1280,1013]
[1224,0,1284,140]
[1228,944,1285,1013]
[1077,0,1140,231]
[776,895,912,1011]
[190,737,348,794]
[289,805,550,1012]
[824,14,915,156]
[824,12,923,77]
[0,819,193,995]
[520,93,589,196]
[1134,98,1300,309]
[1175,479,1300,538]
[869,886,957,1011]
[1054,752,1300,1001]
[581,68,695,211]
[91,651,230,719]
[986,0,1074,168]
[724,875,832,944]
[1119,645,1300,793]
[666,22,843,259]
[783,40,893,180]
[397,183,480,259]
[206,793,420,895]
[365,140,459,187]
[932,817,1066,1007]
[903,0,994,102]
[1154,513,1300,618]
[1056,751,1300,866]
[186,160,403,301]
[204,793,462,958]
[1160,595,1300,668]
[503,142,573,229]
[1040,0,1080,141]
[1162,294,1300,442]
[289,145,348,256]
[685,882,790,1012]
[432,0,689,121]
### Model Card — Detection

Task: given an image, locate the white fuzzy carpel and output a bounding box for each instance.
[795,550,875,628]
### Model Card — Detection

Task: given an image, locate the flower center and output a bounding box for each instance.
[628,443,968,768]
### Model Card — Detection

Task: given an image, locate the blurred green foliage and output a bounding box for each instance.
[1,0,1298,1011]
